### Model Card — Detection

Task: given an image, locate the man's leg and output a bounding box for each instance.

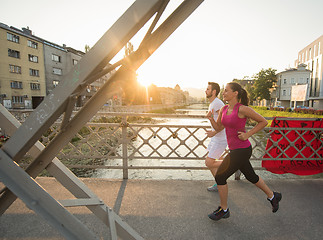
[205,156,222,176]
[205,156,223,191]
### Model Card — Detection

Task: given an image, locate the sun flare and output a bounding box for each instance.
[137,75,152,87]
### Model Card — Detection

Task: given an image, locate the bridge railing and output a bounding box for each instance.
[33,112,323,179]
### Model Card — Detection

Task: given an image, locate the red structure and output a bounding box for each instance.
[262,118,323,175]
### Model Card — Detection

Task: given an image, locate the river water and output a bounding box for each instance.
[94,104,320,180]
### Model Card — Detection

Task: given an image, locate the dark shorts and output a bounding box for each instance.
[215,145,259,185]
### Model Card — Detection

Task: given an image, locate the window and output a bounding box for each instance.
[53,67,62,75]
[7,32,20,43]
[282,90,286,96]
[52,54,61,62]
[27,40,38,49]
[307,78,309,83]
[8,49,20,58]
[309,48,312,59]
[283,79,287,84]
[12,96,24,104]
[29,68,39,77]
[53,80,59,87]
[319,42,321,55]
[30,83,40,90]
[73,59,78,65]
[28,54,38,63]
[9,64,21,74]
[312,60,314,71]
[10,81,23,89]
[291,78,295,84]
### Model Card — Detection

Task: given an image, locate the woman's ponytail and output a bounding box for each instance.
[240,88,249,106]
[228,82,249,106]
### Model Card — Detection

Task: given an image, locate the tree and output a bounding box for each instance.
[219,85,225,102]
[252,68,277,100]
[84,44,91,53]
[124,42,134,57]
[232,78,255,104]
[121,42,146,105]
[245,84,256,105]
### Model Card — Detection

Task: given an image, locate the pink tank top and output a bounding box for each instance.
[221,103,251,150]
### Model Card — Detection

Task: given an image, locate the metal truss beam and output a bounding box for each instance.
[1,0,166,163]
[0,0,204,239]
[0,104,143,240]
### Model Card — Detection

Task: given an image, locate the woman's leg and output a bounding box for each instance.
[237,147,282,212]
[237,146,274,198]
[218,184,228,209]
[215,154,239,208]
[208,154,237,220]
[255,177,273,198]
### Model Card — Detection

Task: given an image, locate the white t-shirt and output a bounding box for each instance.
[208,97,227,141]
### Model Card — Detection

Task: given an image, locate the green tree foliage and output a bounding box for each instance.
[232,78,255,104]
[252,68,277,100]
[245,84,255,105]
[84,44,91,53]
[121,42,139,105]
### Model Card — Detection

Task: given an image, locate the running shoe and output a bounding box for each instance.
[207,183,218,192]
[268,192,282,213]
[208,206,230,221]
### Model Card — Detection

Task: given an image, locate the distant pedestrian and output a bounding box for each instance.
[204,82,227,191]
[207,82,282,221]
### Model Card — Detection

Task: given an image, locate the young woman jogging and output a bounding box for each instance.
[207,82,282,221]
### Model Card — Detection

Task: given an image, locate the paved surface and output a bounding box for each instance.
[1,177,323,240]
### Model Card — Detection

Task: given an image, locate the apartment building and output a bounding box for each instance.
[0,23,46,109]
[294,35,323,109]
[43,43,84,95]
[275,64,311,108]
[0,22,86,109]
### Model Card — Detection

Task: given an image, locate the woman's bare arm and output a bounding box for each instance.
[237,105,268,141]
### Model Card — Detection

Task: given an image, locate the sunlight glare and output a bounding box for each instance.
[137,74,152,87]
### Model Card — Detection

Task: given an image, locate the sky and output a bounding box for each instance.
[1,0,323,90]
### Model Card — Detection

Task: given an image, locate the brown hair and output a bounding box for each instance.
[228,82,249,106]
[208,82,220,97]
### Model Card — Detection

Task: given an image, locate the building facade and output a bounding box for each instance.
[159,85,188,105]
[43,44,84,95]
[295,35,323,109]
[0,23,46,109]
[0,22,85,109]
[274,64,311,108]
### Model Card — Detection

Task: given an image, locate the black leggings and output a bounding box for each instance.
[215,145,259,185]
